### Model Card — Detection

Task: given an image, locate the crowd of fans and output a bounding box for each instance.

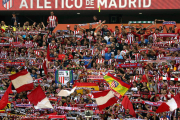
[0,12,180,120]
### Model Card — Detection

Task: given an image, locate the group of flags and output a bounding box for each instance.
[0,69,53,110]
[0,46,179,115]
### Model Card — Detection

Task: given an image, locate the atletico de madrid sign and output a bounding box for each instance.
[1,0,180,10]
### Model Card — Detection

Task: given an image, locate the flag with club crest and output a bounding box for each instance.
[104,73,131,98]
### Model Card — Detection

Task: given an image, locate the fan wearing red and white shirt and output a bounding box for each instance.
[96,54,104,65]
[132,48,141,60]
[47,11,58,32]
[49,39,57,49]
[156,51,165,59]
[127,32,134,44]
[73,25,79,35]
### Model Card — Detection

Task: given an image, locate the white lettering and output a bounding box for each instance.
[37,0,43,8]
[75,0,82,8]
[30,0,33,8]
[86,0,90,5]
[129,0,136,8]
[44,0,51,8]
[138,0,141,7]
[61,0,64,8]
[143,0,151,8]
[19,0,28,8]
[91,0,94,5]
[66,0,73,8]
[119,0,127,8]
[97,0,107,8]
[55,0,58,8]
[109,0,117,8]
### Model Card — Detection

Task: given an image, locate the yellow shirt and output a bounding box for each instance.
[13,27,16,32]
[1,25,8,30]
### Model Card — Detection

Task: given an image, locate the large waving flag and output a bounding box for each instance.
[0,83,12,110]
[58,87,76,97]
[73,83,99,94]
[104,73,131,98]
[9,69,34,93]
[122,96,136,117]
[156,93,180,113]
[92,90,117,110]
[27,85,53,109]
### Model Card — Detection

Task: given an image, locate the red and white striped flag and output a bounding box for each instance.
[92,90,117,110]
[27,85,53,109]
[9,69,34,93]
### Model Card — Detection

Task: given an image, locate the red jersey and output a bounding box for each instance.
[47,15,58,28]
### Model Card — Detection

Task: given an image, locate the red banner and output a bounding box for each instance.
[1,0,180,10]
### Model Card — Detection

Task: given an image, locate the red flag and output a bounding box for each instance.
[47,44,50,61]
[0,83,12,110]
[121,96,136,117]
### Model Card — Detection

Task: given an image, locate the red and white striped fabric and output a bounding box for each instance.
[108,59,116,65]
[59,77,65,84]
[96,58,104,64]
[132,53,141,60]
[0,51,7,58]
[156,93,180,113]
[100,50,105,56]
[124,39,130,44]
[153,33,157,42]
[47,16,58,28]
[74,30,79,35]
[92,90,117,110]
[127,33,134,44]
[27,85,53,109]
[162,77,180,81]
[9,69,34,93]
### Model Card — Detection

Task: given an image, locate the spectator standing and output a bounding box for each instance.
[11,12,19,26]
[47,11,58,33]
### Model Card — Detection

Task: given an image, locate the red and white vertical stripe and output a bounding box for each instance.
[3,0,13,10]
[59,77,65,84]
[47,16,58,28]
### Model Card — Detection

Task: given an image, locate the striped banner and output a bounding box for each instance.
[162,77,180,81]
[163,21,176,25]
[156,33,177,37]
[129,21,154,24]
